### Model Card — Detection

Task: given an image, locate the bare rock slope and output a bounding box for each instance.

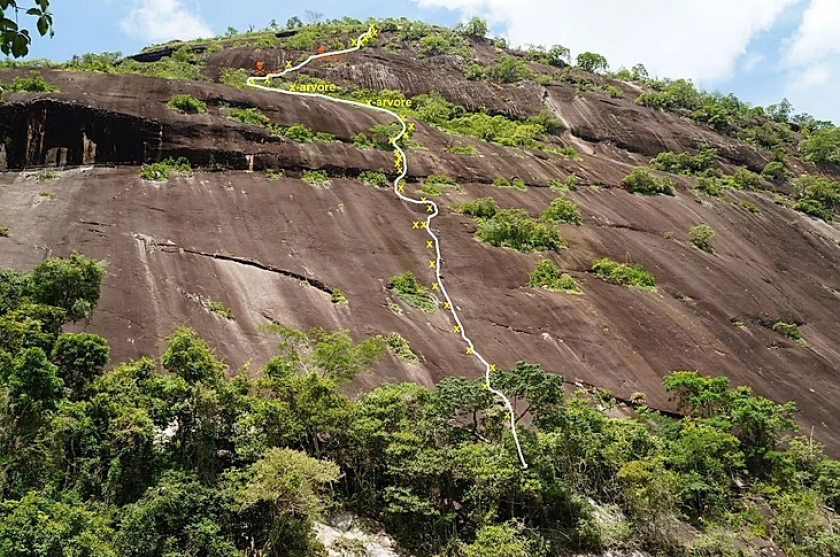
[1,31,839,453]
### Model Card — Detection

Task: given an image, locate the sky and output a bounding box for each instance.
[18,0,840,123]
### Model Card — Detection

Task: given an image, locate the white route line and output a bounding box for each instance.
[247,27,528,469]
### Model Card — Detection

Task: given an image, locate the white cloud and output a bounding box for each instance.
[412,0,800,84]
[780,0,840,121]
[742,52,765,72]
[120,0,212,43]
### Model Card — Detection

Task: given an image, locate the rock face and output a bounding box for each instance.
[1,34,840,455]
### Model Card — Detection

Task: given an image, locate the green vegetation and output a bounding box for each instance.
[282,123,315,142]
[352,132,374,148]
[540,196,582,225]
[417,34,452,57]
[599,84,623,98]
[0,251,839,555]
[139,157,193,181]
[649,145,717,175]
[37,170,57,181]
[302,170,329,185]
[265,169,284,181]
[492,177,527,191]
[528,260,582,294]
[314,131,336,142]
[1,1,53,58]
[792,175,839,221]
[468,56,533,84]
[358,170,389,187]
[384,332,419,363]
[0,226,8,237]
[228,107,270,127]
[388,271,437,312]
[166,93,207,114]
[549,174,580,191]
[219,67,250,88]
[425,174,458,187]
[576,52,609,73]
[207,300,234,320]
[1,72,58,93]
[476,209,567,252]
[592,257,656,291]
[799,126,840,165]
[693,175,724,197]
[772,322,806,346]
[419,184,440,196]
[762,160,792,183]
[444,144,478,155]
[458,197,499,220]
[740,200,761,214]
[622,168,676,196]
[331,288,347,305]
[688,224,716,253]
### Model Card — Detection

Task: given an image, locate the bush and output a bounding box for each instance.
[528,260,581,293]
[622,168,676,196]
[445,144,478,155]
[772,322,806,346]
[166,94,207,114]
[2,73,59,93]
[549,174,579,191]
[476,209,567,253]
[219,68,250,88]
[792,175,839,221]
[283,123,314,142]
[228,107,270,127]
[314,131,335,142]
[426,175,458,187]
[525,109,565,134]
[761,161,791,183]
[358,171,389,187]
[688,224,715,253]
[139,157,193,181]
[591,258,655,290]
[492,177,527,191]
[799,126,840,165]
[458,197,499,219]
[693,176,725,197]
[419,184,441,196]
[418,34,452,57]
[599,84,623,98]
[330,289,347,304]
[739,201,761,214]
[0,226,7,237]
[540,197,582,225]
[649,146,717,175]
[302,170,329,185]
[389,272,437,312]
[352,132,374,148]
[265,169,284,181]
[484,56,533,84]
[384,333,419,363]
[729,167,762,190]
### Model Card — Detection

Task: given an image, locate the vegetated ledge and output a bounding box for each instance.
[133,233,336,296]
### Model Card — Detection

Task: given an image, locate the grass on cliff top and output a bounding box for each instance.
[389,272,437,312]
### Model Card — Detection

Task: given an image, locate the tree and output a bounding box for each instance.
[28,252,107,324]
[0,0,53,58]
[4,346,63,417]
[51,332,110,396]
[461,17,488,39]
[304,10,323,25]
[547,44,570,67]
[766,98,793,124]
[800,126,840,165]
[576,52,609,73]
[234,447,340,553]
[462,520,544,557]
[161,327,225,385]
[286,16,302,29]
[631,63,649,80]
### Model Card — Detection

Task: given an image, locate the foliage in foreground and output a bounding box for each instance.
[0,255,839,556]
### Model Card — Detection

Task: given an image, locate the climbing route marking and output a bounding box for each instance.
[247,24,528,469]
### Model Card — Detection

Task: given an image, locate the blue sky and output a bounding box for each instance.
[19,0,840,123]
